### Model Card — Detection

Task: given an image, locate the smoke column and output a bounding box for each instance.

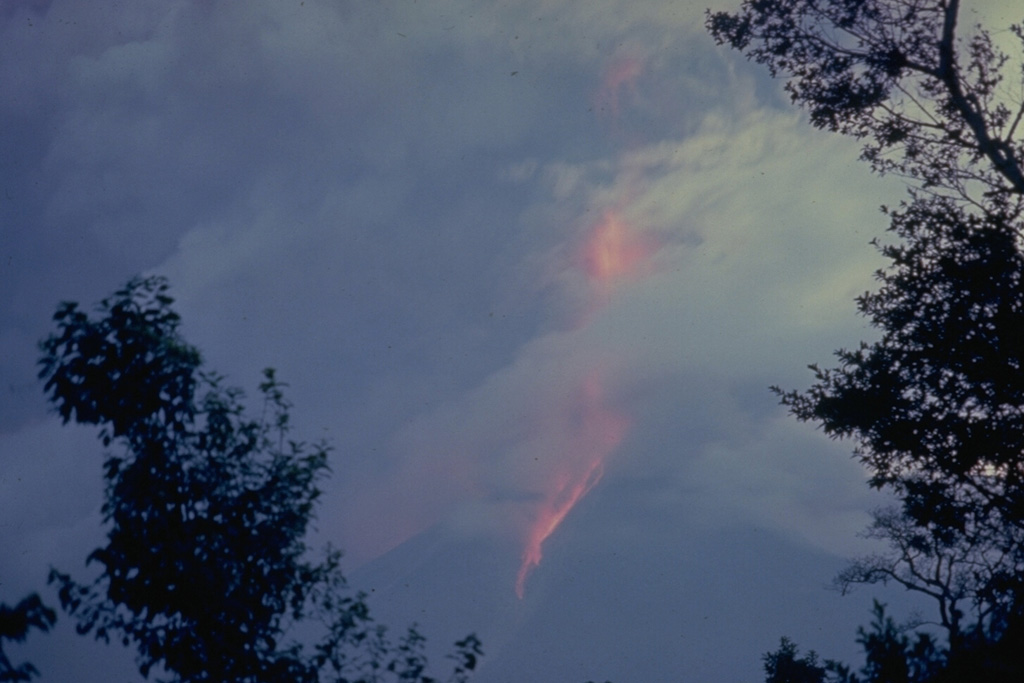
[513,53,659,597]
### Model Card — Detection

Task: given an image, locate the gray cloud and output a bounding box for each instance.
[1,1,922,680]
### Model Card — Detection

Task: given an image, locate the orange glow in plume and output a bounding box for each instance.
[582,209,652,283]
[516,374,631,598]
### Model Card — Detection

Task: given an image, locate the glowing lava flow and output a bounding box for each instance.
[515,457,604,599]
[515,374,631,598]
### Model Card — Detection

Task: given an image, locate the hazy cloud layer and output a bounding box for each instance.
[1,1,925,680]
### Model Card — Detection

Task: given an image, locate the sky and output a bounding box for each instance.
[4,1,1014,681]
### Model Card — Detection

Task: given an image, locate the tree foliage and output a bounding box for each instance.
[850,601,943,683]
[0,594,56,682]
[37,276,480,683]
[707,0,1024,203]
[780,195,1024,526]
[762,637,829,683]
[776,192,1024,649]
[708,0,1024,678]
[834,506,1023,655]
[762,603,942,683]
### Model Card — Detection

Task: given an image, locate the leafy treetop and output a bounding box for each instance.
[37,276,481,683]
[707,0,1024,205]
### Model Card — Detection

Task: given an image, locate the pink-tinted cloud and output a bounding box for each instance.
[593,55,644,120]
[516,369,630,597]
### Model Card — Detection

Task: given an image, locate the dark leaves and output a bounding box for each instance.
[0,594,56,682]
[39,277,480,683]
[711,1,1024,678]
[38,276,200,446]
[777,196,1024,533]
[761,637,828,683]
[707,0,1024,196]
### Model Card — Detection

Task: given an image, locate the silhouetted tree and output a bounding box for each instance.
[37,276,480,683]
[768,162,1024,665]
[707,0,1024,202]
[762,637,828,683]
[0,594,55,682]
[763,603,942,683]
[708,0,1024,677]
[835,504,1024,658]
[852,601,943,683]
[707,7,1024,533]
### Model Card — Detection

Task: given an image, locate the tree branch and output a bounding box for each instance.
[935,0,1024,193]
